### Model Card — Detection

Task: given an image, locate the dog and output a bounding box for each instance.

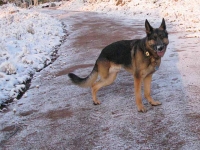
[68,19,169,112]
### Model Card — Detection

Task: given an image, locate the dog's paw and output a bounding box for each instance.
[150,100,162,106]
[137,105,147,113]
[93,100,101,105]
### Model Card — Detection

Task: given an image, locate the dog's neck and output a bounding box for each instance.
[140,37,160,59]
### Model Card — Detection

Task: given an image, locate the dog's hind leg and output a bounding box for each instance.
[92,71,117,105]
[144,74,161,106]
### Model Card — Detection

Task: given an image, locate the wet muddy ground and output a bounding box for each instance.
[0,9,200,150]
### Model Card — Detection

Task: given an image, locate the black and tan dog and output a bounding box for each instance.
[68,19,169,112]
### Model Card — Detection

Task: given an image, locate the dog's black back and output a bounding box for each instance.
[97,40,133,67]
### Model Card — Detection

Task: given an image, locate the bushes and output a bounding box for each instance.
[0,0,7,5]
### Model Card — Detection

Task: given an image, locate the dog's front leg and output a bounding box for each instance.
[134,76,146,112]
[144,74,161,106]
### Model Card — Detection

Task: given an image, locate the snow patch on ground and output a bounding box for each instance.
[0,4,64,105]
[59,0,200,36]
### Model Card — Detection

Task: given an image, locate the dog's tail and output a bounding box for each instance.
[68,64,98,88]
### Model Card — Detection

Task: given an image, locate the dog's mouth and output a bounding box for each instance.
[155,45,166,57]
[157,50,165,57]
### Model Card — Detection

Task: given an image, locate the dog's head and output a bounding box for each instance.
[145,18,169,57]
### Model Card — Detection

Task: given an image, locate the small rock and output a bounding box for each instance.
[2,108,7,111]
[24,93,27,98]
[18,103,23,106]
[13,98,18,102]
[50,3,56,7]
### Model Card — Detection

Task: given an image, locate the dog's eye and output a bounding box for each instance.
[165,32,168,37]
[159,34,164,38]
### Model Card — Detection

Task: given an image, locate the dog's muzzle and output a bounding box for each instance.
[154,45,166,57]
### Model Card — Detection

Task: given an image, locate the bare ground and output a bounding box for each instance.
[0,9,200,150]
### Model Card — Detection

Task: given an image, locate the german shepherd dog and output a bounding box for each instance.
[68,19,169,112]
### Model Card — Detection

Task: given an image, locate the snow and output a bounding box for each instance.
[0,4,64,105]
[59,0,200,35]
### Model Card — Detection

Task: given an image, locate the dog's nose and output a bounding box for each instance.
[157,45,164,51]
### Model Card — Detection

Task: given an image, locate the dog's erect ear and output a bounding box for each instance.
[145,19,153,34]
[159,18,166,30]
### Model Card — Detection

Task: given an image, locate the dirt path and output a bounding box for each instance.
[0,9,200,150]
